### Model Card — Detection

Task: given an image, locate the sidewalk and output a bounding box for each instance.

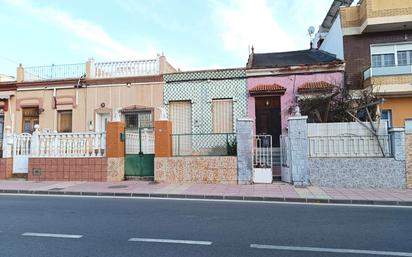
[1,180,412,206]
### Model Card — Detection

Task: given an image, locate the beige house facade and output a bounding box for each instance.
[0,55,176,134]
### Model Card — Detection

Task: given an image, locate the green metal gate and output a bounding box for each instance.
[125,128,154,177]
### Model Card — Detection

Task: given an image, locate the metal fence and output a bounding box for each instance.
[125,128,154,154]
[171,133,236,156]
[308,135,392,158]
[24,63,86,81]
[253,135,272,168]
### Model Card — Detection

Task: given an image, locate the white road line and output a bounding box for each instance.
[22,232,83,239]
[250,244,412,256]
[128,238,212,245]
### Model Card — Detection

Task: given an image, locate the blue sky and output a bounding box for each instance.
[0,0,335,77]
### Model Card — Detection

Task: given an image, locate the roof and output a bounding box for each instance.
[319,0,353,33]
[249,83,286,96]
[297,81,335,94]
[247,49,343,69]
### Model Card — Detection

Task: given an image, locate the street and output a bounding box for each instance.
[0,195,411,257]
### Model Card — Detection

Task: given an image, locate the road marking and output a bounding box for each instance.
[128,238,212,245]
[250,244,412,256]
[22,232,83,239]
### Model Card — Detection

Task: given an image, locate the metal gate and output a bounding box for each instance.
[12,133,31,174]
[125,128,154,177]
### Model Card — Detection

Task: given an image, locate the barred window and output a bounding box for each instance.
[124,111,152,130]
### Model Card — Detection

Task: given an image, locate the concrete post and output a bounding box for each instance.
[236,118,253,184]
[2,126,12,158]
[405,120,412,189]
[389,128,405,161]
[85,58,95,79]
[288,116,309,186]
[30,125,40,157]
[106,122,125,182]
[16,64,24,82]
[159,54,166,74]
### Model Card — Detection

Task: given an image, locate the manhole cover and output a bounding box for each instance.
[49,187,65,191]
[108,185,128,189]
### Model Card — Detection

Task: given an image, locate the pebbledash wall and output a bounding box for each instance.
[283,116,408,189]
[406,129,412,189]
[163,68,248,133]
[155,157,237,184]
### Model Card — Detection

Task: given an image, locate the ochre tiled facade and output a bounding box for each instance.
[155,156,237,184]
[28,158,108,182]
[0,158,13,179]
[406,134,412,189]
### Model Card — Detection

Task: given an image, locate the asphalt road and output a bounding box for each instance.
[0,195,411,257]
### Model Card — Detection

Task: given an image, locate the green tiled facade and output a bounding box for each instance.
[163,68,248,133]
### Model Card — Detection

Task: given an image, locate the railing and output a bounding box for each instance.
[13,134,32,156]
[125,128,154,155]
[93,59,159,78]
[37,132,105,157]
[171,133,236,157]
[363,65,412,80]
[253,135,272,168]
[24,63,86,81]
[308,135,391,158]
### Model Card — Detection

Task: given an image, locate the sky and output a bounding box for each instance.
[0,0,335,77]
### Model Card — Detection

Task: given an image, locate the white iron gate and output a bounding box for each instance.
[253,135,273,183]
[12,133,31,174]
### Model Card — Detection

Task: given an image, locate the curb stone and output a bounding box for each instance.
[0,190,410,206]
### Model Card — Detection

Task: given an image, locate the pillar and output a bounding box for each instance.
[16,64,24,82]
[288,116,309,186]
[236,118,253,185]
[406,120,412,189]
[106,121,125,181]
[154,120,172,157]
[389,128,405,161]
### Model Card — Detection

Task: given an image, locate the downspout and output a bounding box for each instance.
[53,87,57,132]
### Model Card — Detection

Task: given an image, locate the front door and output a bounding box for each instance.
[22,108,39,134]
[255,97,281,147]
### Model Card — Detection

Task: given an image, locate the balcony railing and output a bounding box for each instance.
[363,65,412,80]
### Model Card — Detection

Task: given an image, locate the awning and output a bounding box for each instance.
[249,83,286,96]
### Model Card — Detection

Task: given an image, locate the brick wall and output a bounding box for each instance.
[406,134,412,189]
[155,156,237,184]
[0,158,13,180]
[343,30,412,89]
[28,158,108,182]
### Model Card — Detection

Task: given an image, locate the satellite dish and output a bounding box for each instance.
[308,26,315,36]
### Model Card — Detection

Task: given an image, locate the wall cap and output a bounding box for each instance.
[389,128,405,132]
[288,116,308,121]
[237,118,254,122]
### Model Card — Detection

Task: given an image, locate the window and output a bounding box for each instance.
[381,110,392,128]
[212,99,233,133]
[58,110,72,132]
[124,111,152,130]
[372,54,395,67]
[372,55,382,67]
[22,108,39,133]
[397,50,412,66]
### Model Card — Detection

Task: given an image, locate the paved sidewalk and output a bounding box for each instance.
[1,180,412,206]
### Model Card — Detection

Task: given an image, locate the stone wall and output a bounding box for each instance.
[0,158,13,179]
[28,157,108,182]
[309,158,406,189]
[406,134,412,189]
[155,156,237,184]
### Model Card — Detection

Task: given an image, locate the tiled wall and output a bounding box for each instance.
[28,158,108,182]
[155,156,237,184]
[163,69,248,133]
[0,158,13,179]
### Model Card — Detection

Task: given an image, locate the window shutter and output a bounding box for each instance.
[212,99,233,133]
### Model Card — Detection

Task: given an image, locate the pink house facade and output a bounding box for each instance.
[246,49,345,147]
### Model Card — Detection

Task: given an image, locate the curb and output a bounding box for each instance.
[1,189,412,206]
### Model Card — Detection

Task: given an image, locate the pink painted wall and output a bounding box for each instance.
[247,72,344,134]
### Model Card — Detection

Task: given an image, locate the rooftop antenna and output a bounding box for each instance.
[308,26,315,49]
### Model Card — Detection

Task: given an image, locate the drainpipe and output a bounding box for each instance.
[53,87,57,132]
